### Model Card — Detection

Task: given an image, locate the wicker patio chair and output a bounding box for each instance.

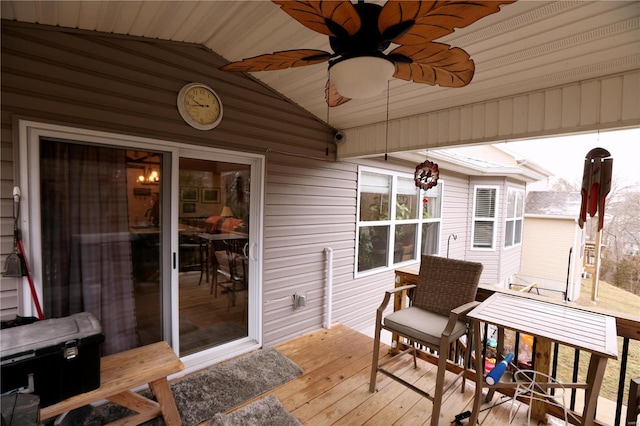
[369,254,483,426]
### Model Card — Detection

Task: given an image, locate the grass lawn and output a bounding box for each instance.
[554,277,640,405]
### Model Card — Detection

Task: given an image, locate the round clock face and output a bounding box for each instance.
[177,83,223,130]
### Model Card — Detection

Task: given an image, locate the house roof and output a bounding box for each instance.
[421,144,552,183]
[525,191,582,218]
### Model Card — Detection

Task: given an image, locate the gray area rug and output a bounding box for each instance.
[206,395,301,426]
[81,347,303,426]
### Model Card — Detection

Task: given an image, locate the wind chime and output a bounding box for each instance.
[578,147,613,302]
[414,158,440,191]
[578,147,613,232]
[414,124,439,192]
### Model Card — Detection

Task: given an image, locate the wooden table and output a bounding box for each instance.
[40,341,184,425]
[467,293,618,426]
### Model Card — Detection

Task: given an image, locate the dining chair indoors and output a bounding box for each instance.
[369,254,483,426]
[211,241,232,297]
[178,233,208,285]
[224,242,248,308]
[211,240,248,311]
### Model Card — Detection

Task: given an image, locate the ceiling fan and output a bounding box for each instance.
[220,0,516,107]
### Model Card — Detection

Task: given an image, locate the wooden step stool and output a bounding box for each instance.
[40,341,184,425]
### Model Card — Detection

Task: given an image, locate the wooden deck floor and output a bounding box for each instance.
[237,324,565,426]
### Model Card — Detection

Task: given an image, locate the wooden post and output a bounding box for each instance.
[530,336,552,422]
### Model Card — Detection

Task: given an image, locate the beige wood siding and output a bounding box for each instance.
[439,171,470,260]
[0,21,335,322]
[262,152,358,343]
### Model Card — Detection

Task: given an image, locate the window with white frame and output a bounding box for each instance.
[504,188,524,248]
[472,186,498,250]
[356,167,443,274]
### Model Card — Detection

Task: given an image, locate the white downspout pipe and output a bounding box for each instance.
[324,247,333,329]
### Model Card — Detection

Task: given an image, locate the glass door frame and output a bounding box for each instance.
[19,120,264,367]
[173,148,264,368]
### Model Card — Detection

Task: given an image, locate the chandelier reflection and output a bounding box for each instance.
[138,168,159,184]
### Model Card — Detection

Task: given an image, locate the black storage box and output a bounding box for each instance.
[0,312,104,407]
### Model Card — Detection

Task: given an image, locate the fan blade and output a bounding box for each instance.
[325,80,351,107]
[220,49,331,72]
[273,0,361,37]
[391,43,474,87]
[378,1,439,40]
[379,0,516,45]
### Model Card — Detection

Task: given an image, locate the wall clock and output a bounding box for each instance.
[177,83,223,130]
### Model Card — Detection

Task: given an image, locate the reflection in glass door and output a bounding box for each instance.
[178,158,250,356]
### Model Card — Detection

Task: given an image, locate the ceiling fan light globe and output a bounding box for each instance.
[330,57,394,99]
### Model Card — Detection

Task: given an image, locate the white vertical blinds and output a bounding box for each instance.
[473,187,497,249]
[475,188,496,218]
[361,171,391,194]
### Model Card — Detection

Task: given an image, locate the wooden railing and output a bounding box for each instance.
[394,267,640,426]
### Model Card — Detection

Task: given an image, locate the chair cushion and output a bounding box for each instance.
[383,306,467,347]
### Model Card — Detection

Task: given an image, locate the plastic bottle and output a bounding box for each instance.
[518,334,534,368]
[485,353,514,385]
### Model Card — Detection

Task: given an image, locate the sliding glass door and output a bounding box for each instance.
[25,122,261,360]
[177,157,251,356]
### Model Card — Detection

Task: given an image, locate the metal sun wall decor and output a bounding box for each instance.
[414,159,440,191]
[578,147,613,232]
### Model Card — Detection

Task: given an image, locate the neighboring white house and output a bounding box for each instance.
[515,191,584,301]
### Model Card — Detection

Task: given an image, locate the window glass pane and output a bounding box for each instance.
[358,225,389,272]
[514,219,523,244]
[516,191,524,216]
[473,221,494,248]
[360,171,391,221]
[475,188,496,218]
[396,177,417,220]
[422,183,442,219]
[178,160,250,356]
[394,224,417,262]
[506,189,516,218]
[422,222,440,255]
[356,168,443,272]
[505,221,514,247]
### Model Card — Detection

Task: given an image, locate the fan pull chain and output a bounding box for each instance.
[326,69,331,157]
[385,81,390,161]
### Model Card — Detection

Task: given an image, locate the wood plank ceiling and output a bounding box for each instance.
[2,1,639,156]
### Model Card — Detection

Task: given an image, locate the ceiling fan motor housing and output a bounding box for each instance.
[329,3,389,61]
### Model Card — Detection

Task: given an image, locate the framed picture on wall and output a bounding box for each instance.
[180,186,198,202]
[201,188,220,203]
[182,203,196,214]
[133,187,152,196]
